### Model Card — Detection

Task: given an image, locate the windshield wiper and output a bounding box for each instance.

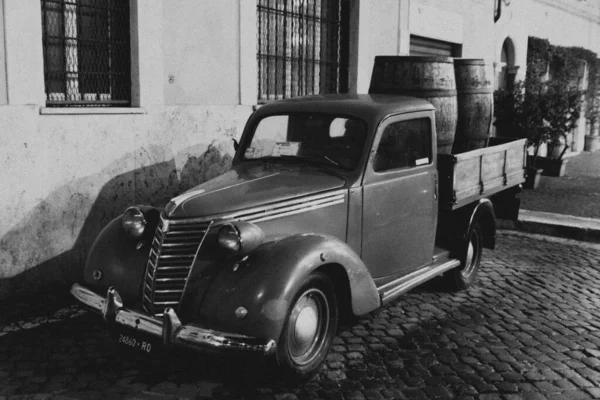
[280,155,341,167]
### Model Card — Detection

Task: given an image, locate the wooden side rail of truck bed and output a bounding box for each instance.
[438,138,527,210]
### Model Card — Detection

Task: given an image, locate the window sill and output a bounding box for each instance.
[40,107,147,115]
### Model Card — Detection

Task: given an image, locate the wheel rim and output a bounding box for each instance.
[461,229,480,279]
[287,288,329,366]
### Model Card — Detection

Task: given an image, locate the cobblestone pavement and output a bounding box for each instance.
[521,151,600,219]
[2,232,600,400]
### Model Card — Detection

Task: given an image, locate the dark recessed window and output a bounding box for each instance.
[257,0,349,102]
[41,0,131,107]
[409,35,462,58]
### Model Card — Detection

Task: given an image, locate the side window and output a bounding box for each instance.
[373,118,432,172]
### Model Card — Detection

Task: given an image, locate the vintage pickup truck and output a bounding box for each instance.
[71,93,526,381]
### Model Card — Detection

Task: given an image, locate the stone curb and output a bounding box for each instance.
[497,209,600,244]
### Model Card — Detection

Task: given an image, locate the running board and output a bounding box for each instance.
[378,259,461,304]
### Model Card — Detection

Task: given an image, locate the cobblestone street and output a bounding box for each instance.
[1,232,600,400]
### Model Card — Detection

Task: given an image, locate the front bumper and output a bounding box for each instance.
[70,283,276,355]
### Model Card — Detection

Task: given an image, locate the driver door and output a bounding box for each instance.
[361,112,438,279]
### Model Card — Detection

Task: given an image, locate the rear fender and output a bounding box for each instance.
[469,199,496,250]
[439,199,496,254]
[196,233,380,340]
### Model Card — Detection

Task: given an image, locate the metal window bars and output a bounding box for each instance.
[257,0,348,102]
[41,0,131,107]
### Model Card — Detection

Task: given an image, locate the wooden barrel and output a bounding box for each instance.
[369,56,458,154]
[452,59,494,153]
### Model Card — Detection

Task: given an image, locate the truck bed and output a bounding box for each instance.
[438,138,527,210]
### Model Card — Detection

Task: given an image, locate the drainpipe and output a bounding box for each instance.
[494,0,502,23]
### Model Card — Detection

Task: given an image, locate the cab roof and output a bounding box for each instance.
[253,94,435,125]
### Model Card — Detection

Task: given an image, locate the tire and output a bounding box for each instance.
[444,221,483,291]
[274,271,338,383]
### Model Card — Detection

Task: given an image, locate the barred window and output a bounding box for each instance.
[257,0,348,102]
[41,0,131,107]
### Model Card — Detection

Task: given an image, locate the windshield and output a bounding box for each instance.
[242,113,368,170]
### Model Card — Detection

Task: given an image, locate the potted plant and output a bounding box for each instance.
[534,80,583,176]
[494,81,546,188]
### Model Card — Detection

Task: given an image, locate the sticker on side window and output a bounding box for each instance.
[245,147,263,158]
[271,142,300,157]
[415,157,429,166]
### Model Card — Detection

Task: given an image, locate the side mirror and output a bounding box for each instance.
[232,138,240,152]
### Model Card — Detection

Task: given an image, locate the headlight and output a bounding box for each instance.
[218,221,265,257]
[218,224,242,253]
[122,207,147,239]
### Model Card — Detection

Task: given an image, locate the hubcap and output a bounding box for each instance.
[461,231,479,279]
[294,304,318,348]
[287,288,329,366]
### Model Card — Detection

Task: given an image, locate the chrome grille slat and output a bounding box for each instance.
[155,289,184,294]
[142,217,210,315]
[155,277,187,282]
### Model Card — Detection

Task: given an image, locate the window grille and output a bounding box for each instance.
[257,0,348,102]
[41,0,131,107]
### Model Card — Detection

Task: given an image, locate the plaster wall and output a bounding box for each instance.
[495,0,600,84]
[0,105,252,298]
[411,0,496,60]
[0,0,7,104]
[354,0,402,93]
[163,0,241,105]
[353,0,496,93]
[494,0,600,153]
[3,0,45,105]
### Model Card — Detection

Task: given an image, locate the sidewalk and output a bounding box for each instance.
[501,150,600,242]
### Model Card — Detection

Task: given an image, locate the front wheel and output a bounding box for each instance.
[274,271,338,383]
[444,221,483,291]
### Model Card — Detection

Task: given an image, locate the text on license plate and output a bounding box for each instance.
[118,333,153,353]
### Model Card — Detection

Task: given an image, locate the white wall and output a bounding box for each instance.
[353,0,402,93]
[0,0,7,104]
[0,0,254,298]
[494,0,600,152]
[3,0,45,105]
[163,0,242,105]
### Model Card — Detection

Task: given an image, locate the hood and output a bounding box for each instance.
[165,164,346,218]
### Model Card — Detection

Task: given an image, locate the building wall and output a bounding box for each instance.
[0,0,252,298]
[494,0,600,153]
[0,0,7,104]
[163,0,241,105]
[0,0,599,299]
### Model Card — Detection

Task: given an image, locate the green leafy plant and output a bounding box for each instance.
[539,80,583,160]
[527,36,598,140]
[494,81,547,164]
[494,79,583,165]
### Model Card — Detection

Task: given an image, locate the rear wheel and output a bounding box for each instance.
[444,221,483,291]
[274,271,338,382]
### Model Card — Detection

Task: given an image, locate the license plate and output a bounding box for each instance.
[116,332,155,354]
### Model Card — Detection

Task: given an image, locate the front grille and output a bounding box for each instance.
[142,217,211,316]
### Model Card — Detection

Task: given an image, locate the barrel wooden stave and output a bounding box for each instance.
[452,59,494,153]
[369,56,458,154]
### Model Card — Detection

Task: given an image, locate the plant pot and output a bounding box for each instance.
[584,135,600,152]
[534,157,569,177]
[524,167,543,189]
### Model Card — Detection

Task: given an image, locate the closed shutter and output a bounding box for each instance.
[410,35,458,57]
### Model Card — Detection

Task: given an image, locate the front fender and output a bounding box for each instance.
[83,206,160,302]
[195,233,380,341]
